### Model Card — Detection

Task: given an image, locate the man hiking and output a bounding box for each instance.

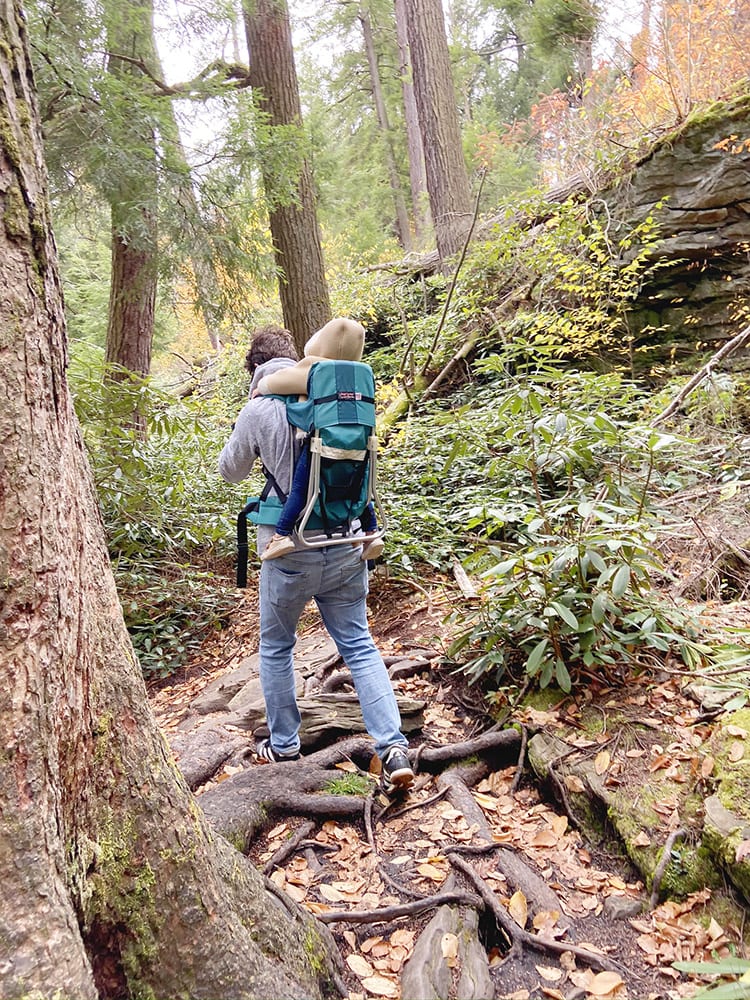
[218,323,414,794]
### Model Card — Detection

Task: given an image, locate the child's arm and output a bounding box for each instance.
[255,356,318,396]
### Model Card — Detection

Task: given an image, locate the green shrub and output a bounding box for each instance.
[69,344,242,677]
[673,959,750,998]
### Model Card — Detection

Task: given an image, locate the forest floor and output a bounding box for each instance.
[148,559,750,1000]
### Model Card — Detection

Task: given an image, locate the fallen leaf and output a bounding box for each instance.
[360,975,399,998]
[570,970,594,990]
[441,932,459,968]
[334,760,359,772]
[648,754,670,772]
[319,884,346,902]
[701,755,715,778]
[564,774,586,793]
[474,791,499,811]
[594,751,611,775]
[532,829,559,848]
[726,725,748,738]
[587,970,624,995]
[729,741,745,762]
[417,862,446,881]
[285,883,307,903]
[508,890,528,928]
[535,965,563,982]
[707,917,725,940]
[632,831,652,848]
[346,954,374,978]
[532,910,561,934]
[551,815,568,837]
[390,928,415,949]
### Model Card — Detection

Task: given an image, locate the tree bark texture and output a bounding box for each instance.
[0,4,337,997]
[394,0,430,242]
[243,0,330,353]
[359,4,412,251]
[404,0,472,262]
[103,0,158,381]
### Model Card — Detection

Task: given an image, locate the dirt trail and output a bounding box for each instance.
[148,573,747,1000]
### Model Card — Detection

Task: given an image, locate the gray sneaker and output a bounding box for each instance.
[380,745,414,794]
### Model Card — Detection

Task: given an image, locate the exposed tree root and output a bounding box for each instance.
[650,827,688,908]
[447,852,630,977]
[197,731,522,851]
[316,890,484,925]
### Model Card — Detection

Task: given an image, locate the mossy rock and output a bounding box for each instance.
[700,710,750,902]
[702,796,750,902]
[527,732,723,898]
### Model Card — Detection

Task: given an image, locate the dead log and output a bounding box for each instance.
[295,693,425,748]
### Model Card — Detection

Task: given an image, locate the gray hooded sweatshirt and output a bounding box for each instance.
[218,357,299,553]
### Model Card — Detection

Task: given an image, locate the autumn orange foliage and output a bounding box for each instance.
[513,0,750,183]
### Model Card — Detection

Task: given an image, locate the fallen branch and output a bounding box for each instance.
[652,323,750,426]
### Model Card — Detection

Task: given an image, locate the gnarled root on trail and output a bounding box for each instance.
[197,730,522,851]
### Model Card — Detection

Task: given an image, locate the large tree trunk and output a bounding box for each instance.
[103,0,159,381]
[394,0,430,243]
[105,225,156,377]
[0,4,337,997]
[243,0,330,353]
[359,3,412,251]
[403,0,472,263]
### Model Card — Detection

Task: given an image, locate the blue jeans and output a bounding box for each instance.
[259,543,407,758]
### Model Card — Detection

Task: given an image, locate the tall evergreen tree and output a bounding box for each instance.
[394,0,430,243]
[404,0,473,261]
[0,1,339,993]
[103,0,158,384]
[243,0,331,352]
[359,1,412,250]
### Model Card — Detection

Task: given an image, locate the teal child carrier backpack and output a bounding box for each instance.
[235,359,385,586]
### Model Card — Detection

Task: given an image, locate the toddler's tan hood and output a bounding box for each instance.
[304,318,365,361]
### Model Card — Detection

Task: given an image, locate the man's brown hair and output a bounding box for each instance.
[244,324,299,373]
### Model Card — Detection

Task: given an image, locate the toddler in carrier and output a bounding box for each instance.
[254,317,384,562]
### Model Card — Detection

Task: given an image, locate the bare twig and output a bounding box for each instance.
[650,827,688,908]
[509,724,528,794]
[651,324,750,426]
[418,168,487,379]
